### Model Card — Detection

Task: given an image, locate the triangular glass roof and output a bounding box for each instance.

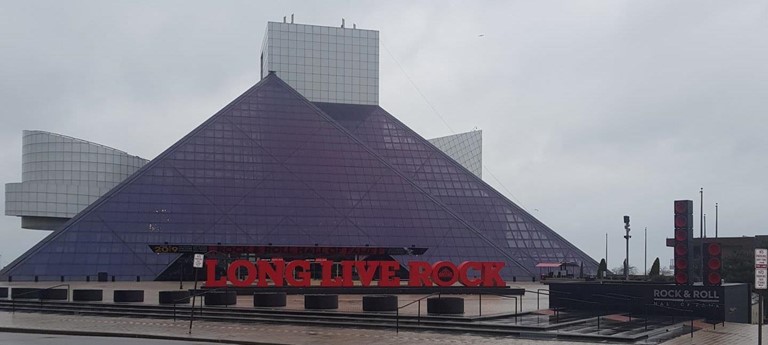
[1,74,595,281]
[316,102,598,275]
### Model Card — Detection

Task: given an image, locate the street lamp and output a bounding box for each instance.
[624,215,631,280]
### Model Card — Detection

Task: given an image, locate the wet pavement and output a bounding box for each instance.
[3,280,764,344]
[0,312,571,345]
[0,332,222,345]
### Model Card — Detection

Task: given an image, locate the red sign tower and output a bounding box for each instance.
[674,200,694,285]
[703,241,722,286]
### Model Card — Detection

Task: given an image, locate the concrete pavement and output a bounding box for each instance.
[0,312,571,345]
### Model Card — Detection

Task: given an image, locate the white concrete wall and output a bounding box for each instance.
[262,21,379,105]
[428,130,483,178]
[5,130,148,220]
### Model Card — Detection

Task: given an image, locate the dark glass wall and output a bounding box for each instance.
[1,74,595,281]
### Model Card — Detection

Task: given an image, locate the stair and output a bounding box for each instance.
[0,299,693,343]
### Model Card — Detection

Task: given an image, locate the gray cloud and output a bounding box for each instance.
[1,0,766,272]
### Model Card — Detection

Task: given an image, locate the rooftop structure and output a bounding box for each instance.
[0,74,596,281]
[428,131,482,178]
[1,20,594,282]
[4,130,147,230]
[261,20,379,105]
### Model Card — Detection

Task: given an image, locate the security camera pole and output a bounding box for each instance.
[624,215,631,280]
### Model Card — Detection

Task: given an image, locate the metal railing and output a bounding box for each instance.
[476,292,519,322]
[547,295,599,324]
[529,288,572,310]
[171,286,233,334]
[583,292,698,337]
[11,284,70,313]
[395,292,441,333]
[644,303,696,338]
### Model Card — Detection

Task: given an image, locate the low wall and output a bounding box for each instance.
[548,281,750,323]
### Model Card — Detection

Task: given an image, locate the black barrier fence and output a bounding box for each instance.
[362,295,397,312]
[548,282,749,323]
[522,287,704,335]
[531,288,702,336]
[72,289,103,302]
[159,291,190,305]
[113,290,144,303]
[253,292,287,308]
[531,288,571,310]
[304,294,339,310]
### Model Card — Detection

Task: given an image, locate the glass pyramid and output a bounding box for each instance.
[1,74,596,281]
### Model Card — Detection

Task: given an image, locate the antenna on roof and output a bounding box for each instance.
[341,18,345,28]
[291,14,294,24]
[283,16,286,23]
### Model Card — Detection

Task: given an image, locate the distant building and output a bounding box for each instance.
[666,235,768,282]
[261,20,379,105]
[666,235,768,260]
[1,20,595,282]
[5,20,480,231]
[428,131,482,178]
[4,130,147,230]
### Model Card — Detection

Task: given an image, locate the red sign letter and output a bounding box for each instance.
[408,261,432,287]
[340,261,355,287]
[458,261,482,287]
[431,261,459,287]
[257,260,285,287]
[286,260,311,287]
[378,261,401,287]
[355,261,380,287]
[320,260,343,287]
[227,259,256,287]
[205,258,226,288]
[481,262,506,287]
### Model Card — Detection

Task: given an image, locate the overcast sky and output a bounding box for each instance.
[1,1,766,273]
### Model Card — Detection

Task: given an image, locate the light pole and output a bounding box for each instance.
[605,233,608,268]
[624,215,631,280]
[715,203,719,238]
[700,188,704,282]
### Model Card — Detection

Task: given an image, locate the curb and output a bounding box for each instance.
[0,326,288,345]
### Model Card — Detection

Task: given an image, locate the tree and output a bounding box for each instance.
[612,259,638,275]
[597,258,607,279]
[647,257,665,282]
[660,266,672,276]
[649,257,661,277]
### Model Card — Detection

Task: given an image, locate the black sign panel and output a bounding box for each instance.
[549,282,750,322]
[148,244,428,257]
[648,285,722,317]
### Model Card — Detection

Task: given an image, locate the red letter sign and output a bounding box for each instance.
[227,259,256,287]
[286,260,311,287]
[205,258,226,287]
[458,261,483,287]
